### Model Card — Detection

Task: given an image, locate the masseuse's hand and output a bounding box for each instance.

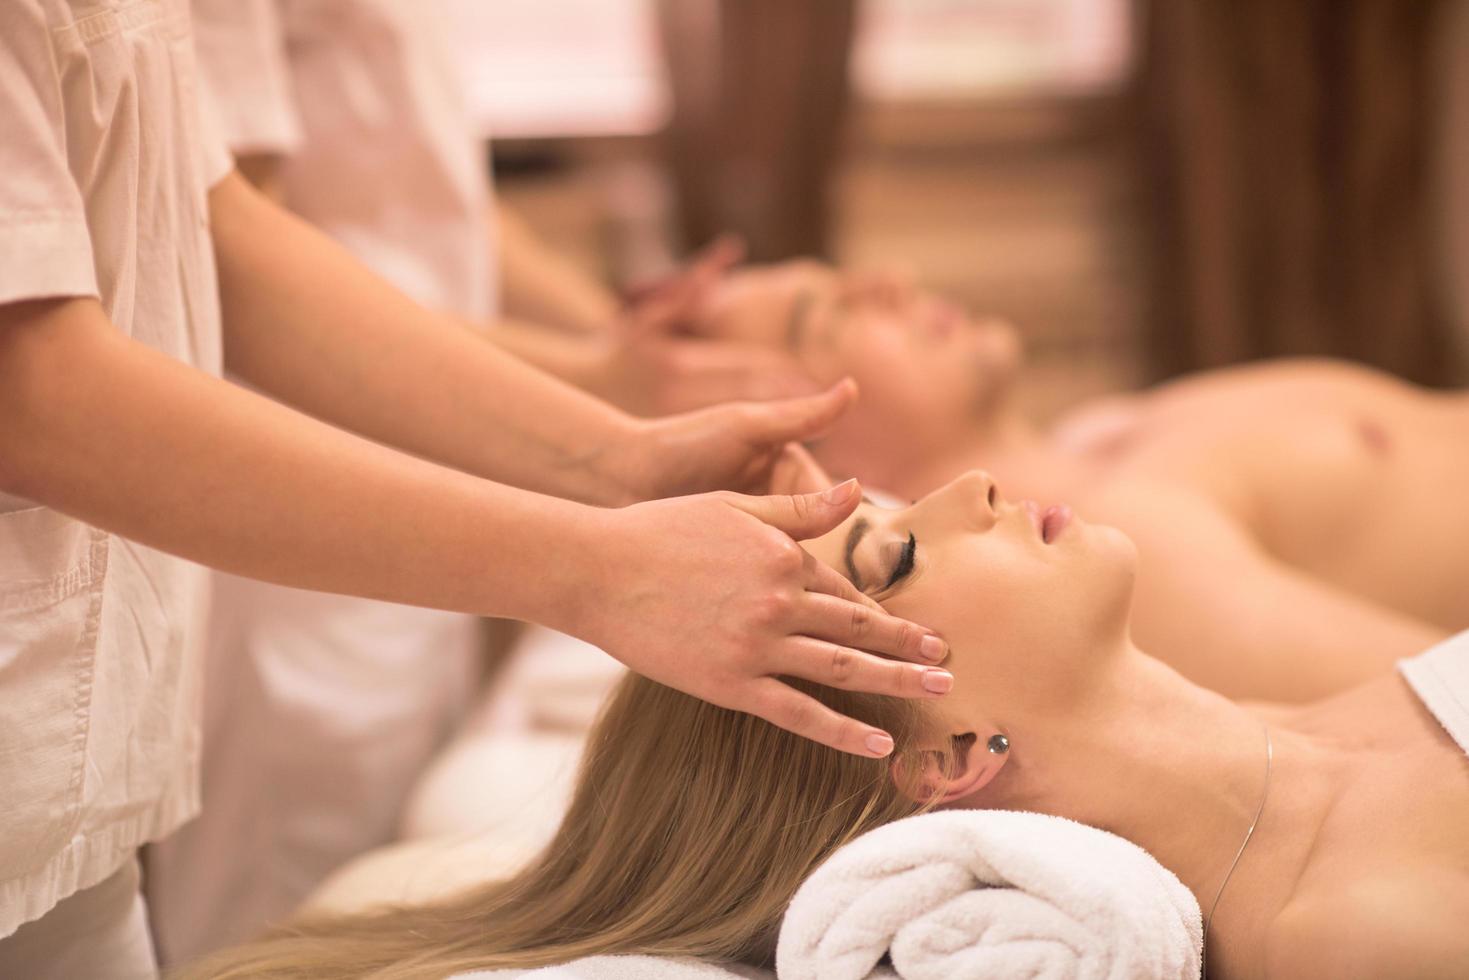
[598,325,818,417]
[596,236,816,415]
[581,479,951,757]
[621,233,744,311]
[609,379,858,502]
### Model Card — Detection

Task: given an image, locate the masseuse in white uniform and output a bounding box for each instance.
[148,0,783,961]
[0,3,952,977]
[146,0,494,961]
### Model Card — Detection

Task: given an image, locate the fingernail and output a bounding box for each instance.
[822,478,859,505]
[865,733,895,757]
[920,635,947,662]
[921,669,953,694]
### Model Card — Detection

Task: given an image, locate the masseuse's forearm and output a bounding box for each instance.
[495,203,619,335]
[209,172,636,506]
[0,297,592,625]
[484,318,612,395]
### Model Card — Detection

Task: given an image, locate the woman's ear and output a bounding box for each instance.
[769,443,836,496]
[891,731,1006,806]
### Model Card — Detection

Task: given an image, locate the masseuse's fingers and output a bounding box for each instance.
[798,589,948,665]
[748,679,896,758]
[736,378,857,448]
[768,444,834,497]
[623,234,745,321]
[689,344,820,404]
[726,481,946,665]
[654,340,818,412]
[723,474,863,541]
[776,637,953,700]
[680,234,745,299]
[802,548,881,611]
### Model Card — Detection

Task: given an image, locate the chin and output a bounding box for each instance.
[1082,524,1139,625]
[983,321,1024,371]
[965,353,1022,417]
[1057,519,1137,595]
[967,318,1023,377]
[1081,522,1138,570]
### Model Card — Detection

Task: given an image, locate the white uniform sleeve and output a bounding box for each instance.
[192,0,303,156]
[0,2,98,305]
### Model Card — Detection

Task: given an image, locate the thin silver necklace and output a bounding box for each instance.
[1201,721,1272,979]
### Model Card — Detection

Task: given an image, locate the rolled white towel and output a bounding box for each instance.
[777,809,1201,980]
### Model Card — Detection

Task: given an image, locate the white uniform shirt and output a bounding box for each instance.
[196,0,497,318]
[0,0,232,937]
[142,0,492,959]
[272,0,496,317]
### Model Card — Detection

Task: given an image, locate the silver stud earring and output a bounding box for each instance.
[987,733,1010,755]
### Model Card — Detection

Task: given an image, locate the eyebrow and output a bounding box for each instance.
[843,517,871,590]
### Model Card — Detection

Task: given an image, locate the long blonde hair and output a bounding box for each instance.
[176,675,940,979]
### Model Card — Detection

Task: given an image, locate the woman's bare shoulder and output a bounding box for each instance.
[1264,871,1469,979]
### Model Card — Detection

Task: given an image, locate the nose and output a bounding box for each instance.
[843,270,916,309]
[872,270,916,308]
[921,469,999,530]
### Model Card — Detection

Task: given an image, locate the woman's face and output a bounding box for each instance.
[804,470,1137,715]
[694,261,1023,468]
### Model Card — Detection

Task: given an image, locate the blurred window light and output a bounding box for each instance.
[441,0,668,140]
[442,0,1131,141]
[855,0,1131,101]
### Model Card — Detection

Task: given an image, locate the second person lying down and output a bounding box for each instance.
[689,260,1469,700]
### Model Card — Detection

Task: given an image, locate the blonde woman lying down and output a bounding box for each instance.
[689,261,1469,700]
[179,470,1469,980]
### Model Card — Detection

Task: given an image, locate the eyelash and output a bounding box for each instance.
[882,533,917,590]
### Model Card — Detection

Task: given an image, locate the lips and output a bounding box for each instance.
[1022,500,1072,544]
[1022,500,1043,538]
[1041,504,1072,544]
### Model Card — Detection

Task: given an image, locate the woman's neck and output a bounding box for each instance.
[988,650,1350,947]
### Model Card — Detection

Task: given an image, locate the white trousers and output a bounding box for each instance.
[0,856,156,980]
[146,573,480,964]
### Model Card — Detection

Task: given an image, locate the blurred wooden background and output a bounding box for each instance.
[475,0,1469,422]
[1136,0,1460,386]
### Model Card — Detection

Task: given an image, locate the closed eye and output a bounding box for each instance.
[881,533,917,590]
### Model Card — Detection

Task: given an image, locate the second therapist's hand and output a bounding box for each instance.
[576,479,951,757]
[608,378,859,502]
[596,236,818,415]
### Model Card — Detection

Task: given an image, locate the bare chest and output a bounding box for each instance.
[1218,736,1469,979]
[1048,363,1469,623]
[1057,365,1403,526]
[1317,752,1469,878]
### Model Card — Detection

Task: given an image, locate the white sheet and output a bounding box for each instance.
[1399,629,1469,758]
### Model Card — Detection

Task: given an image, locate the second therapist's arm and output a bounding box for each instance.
[0,296,947,757]
[209,172,643,506]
